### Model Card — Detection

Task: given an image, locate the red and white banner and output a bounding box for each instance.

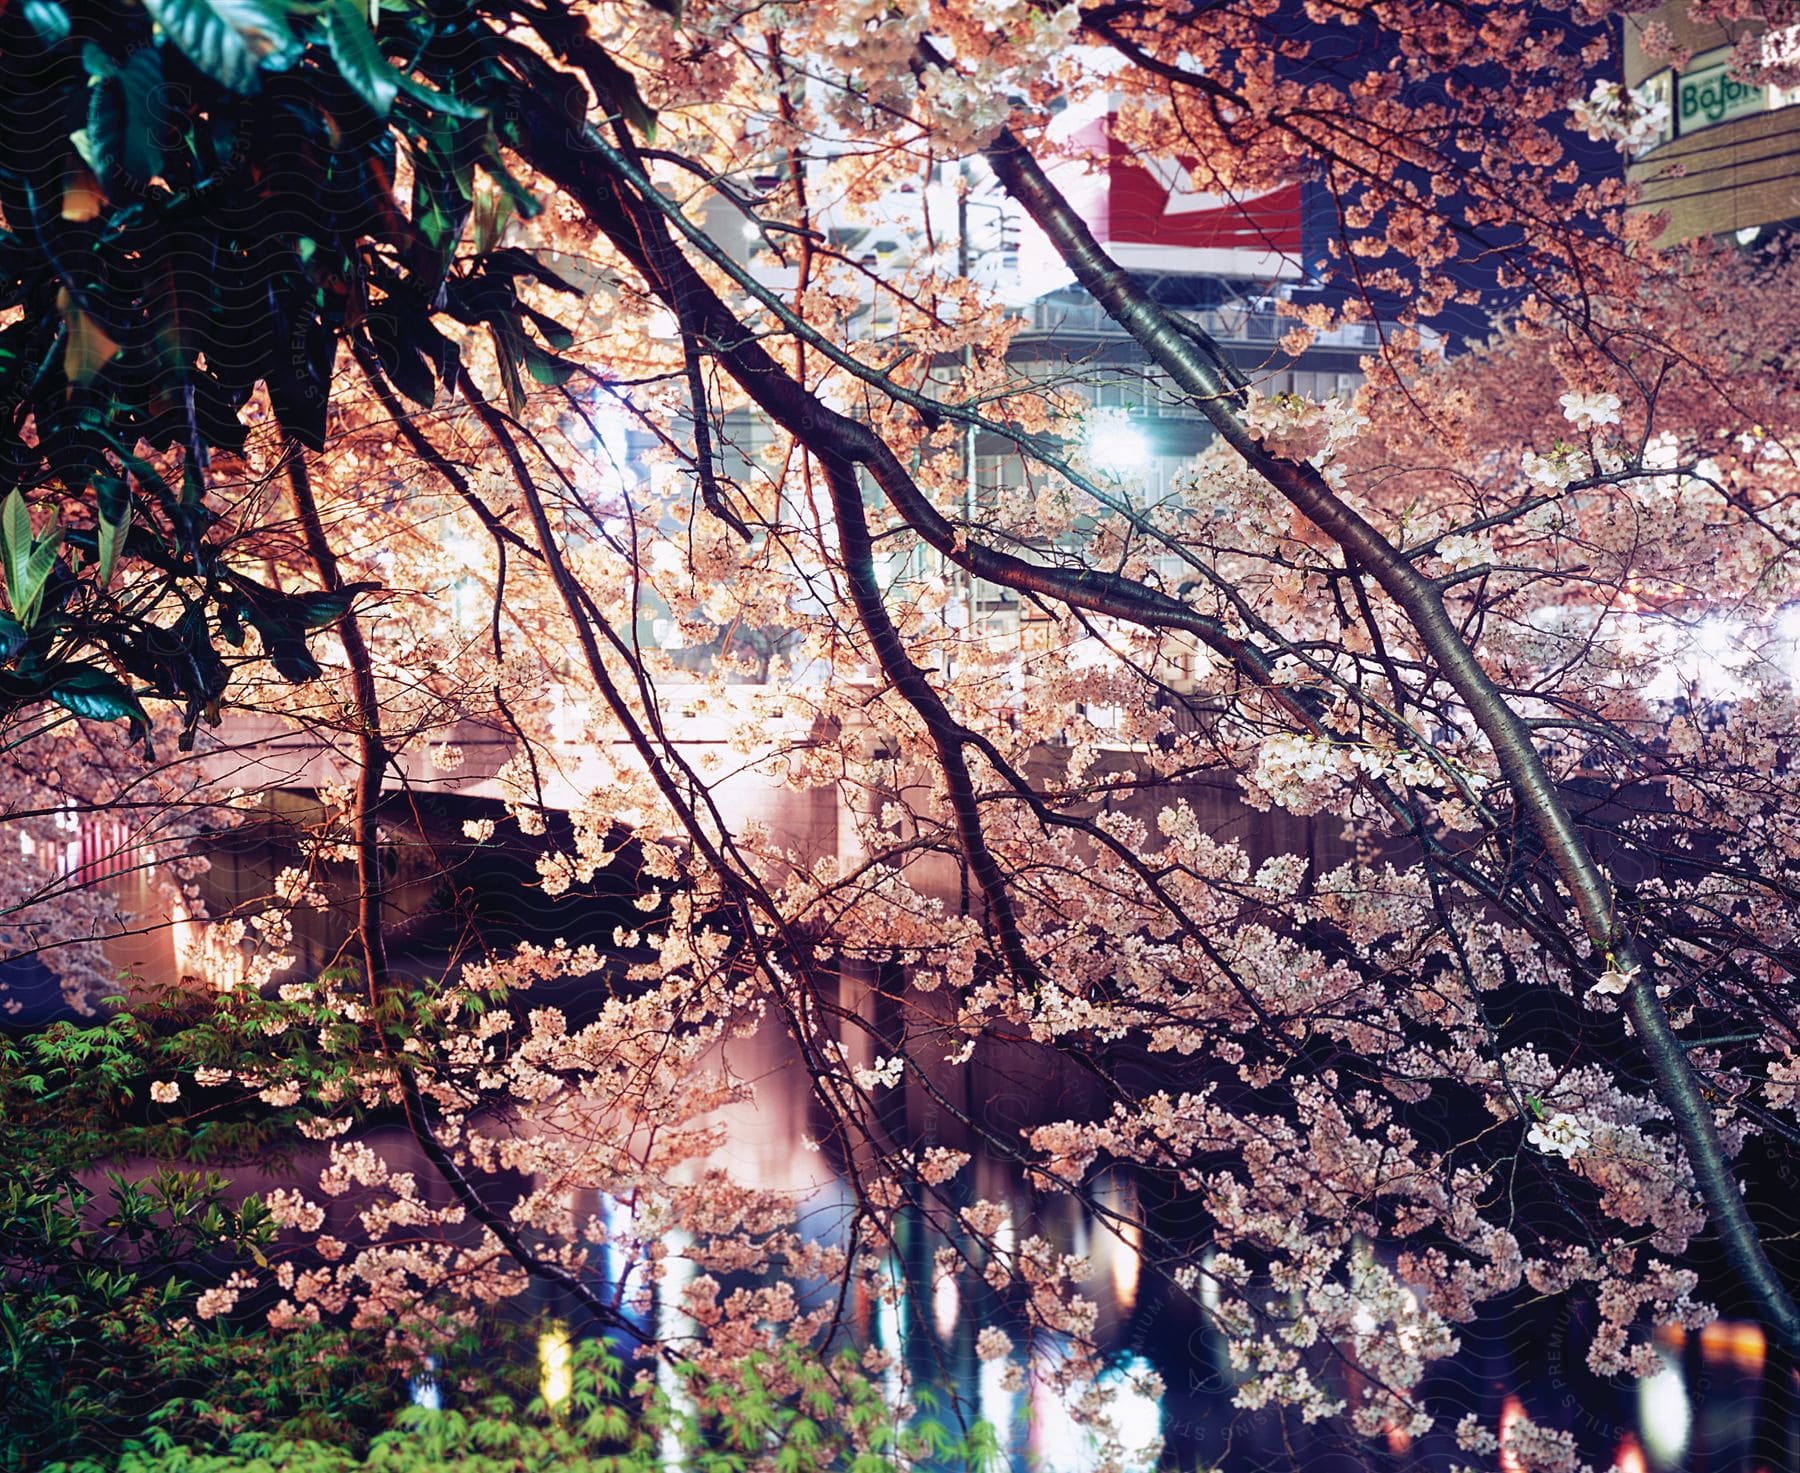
[1103,131,1303,258]
[1033,110,1305,281]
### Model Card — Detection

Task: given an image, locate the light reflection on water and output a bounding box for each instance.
[71,829,1791,1473]
[657,1228,698,1471]
[1637,1348,1690,1469]
[684,1020,1790,1473]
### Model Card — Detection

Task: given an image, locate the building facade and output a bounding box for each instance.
[700,105,1372,661]
[1626,2,1800,243]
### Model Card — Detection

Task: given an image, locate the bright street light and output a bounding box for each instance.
[1085,413,1151,481]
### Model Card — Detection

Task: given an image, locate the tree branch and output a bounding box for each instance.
[977,126,1800,1351]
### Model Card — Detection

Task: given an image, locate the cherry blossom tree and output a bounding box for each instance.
[9,0,1800,1468]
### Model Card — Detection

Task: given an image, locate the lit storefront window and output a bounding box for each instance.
[1676,50,1767,134]
[1638,31,1800,153]
[1629,71,1674,155]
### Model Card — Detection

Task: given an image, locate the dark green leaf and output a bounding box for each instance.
[472,181,514,256]
[49,666,149,736]
[520,340,575,387]
[142,0,300,94]
[582,48,656,140]
[363,308,436,407]
[394,69,489,121]
[298,583,376,627]
[2,490,30,614]
[60,296,121,387]
[119,48,170,187]
[94,472,129,529]
[523,304,575,350]
[0,490,62,628]
[22,0,71,46]
[266,312,335,452]
[97,496,130,589]
[84,45,161,198]
[485,247,582,295]
[486,322,527,415]
[476,143,542,220]
[418,197,459,252]
[228,577,375,681]
[81,42,118,79]
[21,527,62,619]
[324,0,398,118]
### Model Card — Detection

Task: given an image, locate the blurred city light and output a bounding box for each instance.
[1085,414,1150,480]
[1638,1347,1691,1468]
[538,1325,572,1410]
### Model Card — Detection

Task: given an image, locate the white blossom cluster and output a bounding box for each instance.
[1526,1110,1593,1159]
[1243,389,1368,468]
[1521,444,1590,489]
[1569,80,1669,153]
[1246,732,1452,818]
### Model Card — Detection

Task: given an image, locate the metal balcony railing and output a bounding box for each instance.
[1020,296,1382,350]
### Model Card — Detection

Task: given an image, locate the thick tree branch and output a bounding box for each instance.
[977,128,1800,1351]
[283,446,391,1005]
[288,444,633,1332]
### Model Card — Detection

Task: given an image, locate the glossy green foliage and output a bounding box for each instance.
[0,980,427,1468]
[35,1342,648,1473]
[33,1338,1011,1473]
[2,984,1008,1473]
[0,0,604,747]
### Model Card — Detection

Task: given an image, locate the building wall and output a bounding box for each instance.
[1625,1,1800,243]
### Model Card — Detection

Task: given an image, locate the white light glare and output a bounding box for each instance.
[1696,618,1739,659]
[1085,415,1150,479]
[1100,1355,1164,1470]
[933,1270,960,1341]
[1637,1349,1691,1468]
[538,1325,573,1409]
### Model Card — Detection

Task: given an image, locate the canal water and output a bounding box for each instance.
[9,776,1792,1473]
